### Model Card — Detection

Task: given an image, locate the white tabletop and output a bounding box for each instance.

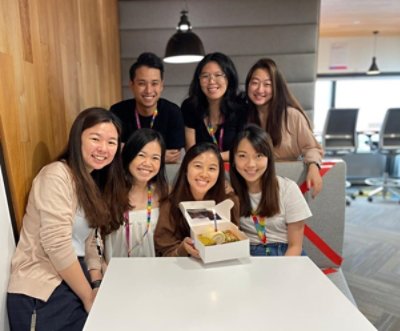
[84,257,376,331]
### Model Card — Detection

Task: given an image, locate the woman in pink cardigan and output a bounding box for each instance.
[7,108,125,330]
[244,58,324,198]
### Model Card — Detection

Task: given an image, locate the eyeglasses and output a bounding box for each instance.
[199,72,226,82]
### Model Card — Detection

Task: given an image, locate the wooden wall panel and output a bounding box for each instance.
[0,0,122,231]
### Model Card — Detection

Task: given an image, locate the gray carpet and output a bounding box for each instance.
[343,192,400,331]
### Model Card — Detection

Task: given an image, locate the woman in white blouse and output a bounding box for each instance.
[105,128,169,259]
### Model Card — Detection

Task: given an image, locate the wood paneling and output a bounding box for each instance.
[0,0,122,231]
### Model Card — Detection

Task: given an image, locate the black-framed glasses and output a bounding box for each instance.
[199,72,226,82]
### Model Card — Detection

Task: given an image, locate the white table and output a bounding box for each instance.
[84,257,376,331]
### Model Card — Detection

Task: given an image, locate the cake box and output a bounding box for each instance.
[179,199,249,263]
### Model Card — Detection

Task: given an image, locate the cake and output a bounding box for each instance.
[198,229,240,246]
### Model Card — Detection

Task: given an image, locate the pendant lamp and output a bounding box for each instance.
[164,10,205,64]
[367,31,380,75]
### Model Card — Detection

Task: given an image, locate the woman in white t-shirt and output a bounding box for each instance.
[229,124,312,256]
[105,128,169,259]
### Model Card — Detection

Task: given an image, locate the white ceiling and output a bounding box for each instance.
[320,0,400,36]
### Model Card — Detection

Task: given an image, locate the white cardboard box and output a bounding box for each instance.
[179,199,250,264]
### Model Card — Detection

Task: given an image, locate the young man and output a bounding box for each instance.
[110,52,185,163]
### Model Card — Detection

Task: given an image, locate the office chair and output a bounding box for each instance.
[365,108,400,203]
[322,108,359,205]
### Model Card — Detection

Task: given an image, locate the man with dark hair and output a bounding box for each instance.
[110,52,184,163]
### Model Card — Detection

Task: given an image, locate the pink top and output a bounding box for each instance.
[274,107,323,164]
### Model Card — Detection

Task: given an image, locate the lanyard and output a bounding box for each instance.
[251,213,267,244]
[95,228,103,259]
[124,184,153,257]
[135,109,158,129]
[206,121,224,150]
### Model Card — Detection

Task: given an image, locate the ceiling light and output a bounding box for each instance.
[164,10,205,64]
[367,31,380,75]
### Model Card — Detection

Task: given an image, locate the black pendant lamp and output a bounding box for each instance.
[367,31,380,75]
[164,10,205,64]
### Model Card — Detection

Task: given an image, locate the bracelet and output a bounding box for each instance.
[91,279,102,289]
[307,161,321,170]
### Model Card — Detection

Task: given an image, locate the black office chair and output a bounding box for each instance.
[365,108,400,203]
[322,108,359,205]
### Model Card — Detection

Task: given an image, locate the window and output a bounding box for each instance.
[314,76,400,151]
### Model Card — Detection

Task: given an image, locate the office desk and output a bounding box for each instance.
[84,257,376,331]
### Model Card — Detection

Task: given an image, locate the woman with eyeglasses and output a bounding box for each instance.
[244,58,324,198]
[181,52,243,161]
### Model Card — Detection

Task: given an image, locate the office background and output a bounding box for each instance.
[1,1,400,330]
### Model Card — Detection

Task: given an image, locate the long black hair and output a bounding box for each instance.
[245,58,311,147]
[186,52,240,122]
[59,107,125,232]
[121,128,168,209]
[169,143,226,235]
[229,124,280,217]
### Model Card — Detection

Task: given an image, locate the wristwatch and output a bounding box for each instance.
[91,279,102,289]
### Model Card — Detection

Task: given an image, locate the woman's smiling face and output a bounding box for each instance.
[81,122,118,172]
[199,61,228,102]
[187,150,220,200]
[128,140,162,184]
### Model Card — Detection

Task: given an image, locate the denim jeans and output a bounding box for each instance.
[250,243,306,256]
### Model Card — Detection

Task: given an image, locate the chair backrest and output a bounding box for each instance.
[380,108,400,153]
[322,108,359,154]
[274,161,346,268]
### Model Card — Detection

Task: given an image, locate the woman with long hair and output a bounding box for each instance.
[105,128,169,259]
[7,108,125,330]
[154,143,239,257]
[230,124,312,256]
[245,58,324,198]
[181,52,243,161]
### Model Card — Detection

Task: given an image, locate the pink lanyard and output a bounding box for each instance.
[135,109,158,129]
[206,121,224,150]
[124,185,153,257]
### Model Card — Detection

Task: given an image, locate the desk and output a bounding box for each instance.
[84,257,376,331]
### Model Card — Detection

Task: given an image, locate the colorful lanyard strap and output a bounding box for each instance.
[95,227,103,260]
[206,120,224,150]
[251,212,267,244]
[124,184,153,257]
[135,109,158,129]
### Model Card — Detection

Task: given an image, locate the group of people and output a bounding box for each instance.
[110,52,323,196]
[7,51,324,330]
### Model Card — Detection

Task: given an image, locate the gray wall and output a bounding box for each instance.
[118,0,320,120]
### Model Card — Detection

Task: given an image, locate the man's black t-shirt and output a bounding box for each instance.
[110,98,185,149]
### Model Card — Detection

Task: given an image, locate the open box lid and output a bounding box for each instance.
[179,199,234,227]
